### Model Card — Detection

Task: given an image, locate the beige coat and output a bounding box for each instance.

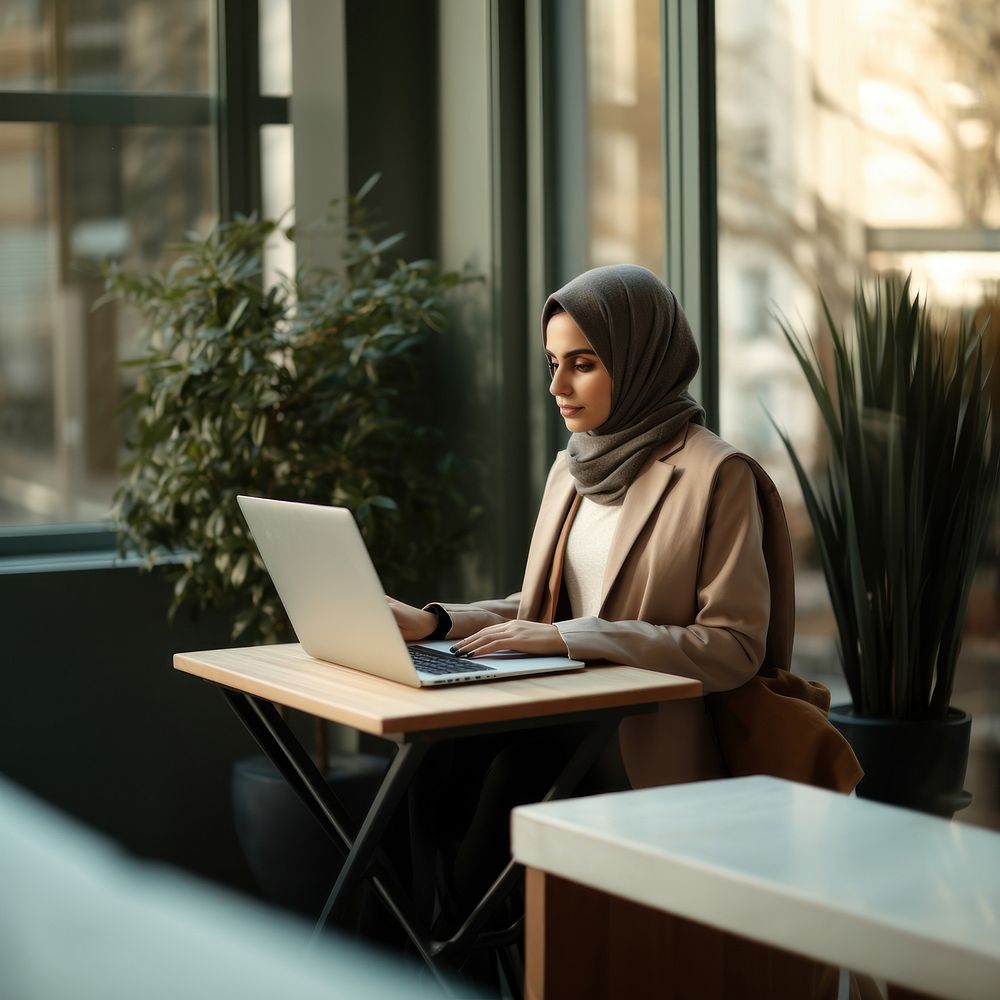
[435,422,861,792]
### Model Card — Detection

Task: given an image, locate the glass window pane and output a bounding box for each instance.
[259,0,292,97]
[0,122,214,525]
[715,0,1000,824]
[717,0,1000,551]
[860,2,1000,230]
[584,0,664,274]
[0,0,211,93]
[0,1,48,90]
[260,123,294,290]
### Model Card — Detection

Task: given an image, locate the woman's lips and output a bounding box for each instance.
[559,405,583,417]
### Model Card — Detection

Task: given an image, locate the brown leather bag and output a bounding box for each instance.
[708,459,862,793]
[708,669,863,792]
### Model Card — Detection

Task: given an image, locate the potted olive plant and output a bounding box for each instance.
[103,184,477,648]
[774,275,1000,817]
[101,180,479,913]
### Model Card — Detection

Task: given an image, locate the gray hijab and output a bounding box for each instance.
[542,264,705,505]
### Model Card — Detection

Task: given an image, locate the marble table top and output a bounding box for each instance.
[512,776,1000,1000]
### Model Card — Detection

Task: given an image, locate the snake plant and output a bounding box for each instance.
[774,275,1000,719]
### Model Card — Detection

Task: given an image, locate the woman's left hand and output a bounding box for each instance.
[450,621,569,658]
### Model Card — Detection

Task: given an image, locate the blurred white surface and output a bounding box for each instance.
[0,775,466,1000]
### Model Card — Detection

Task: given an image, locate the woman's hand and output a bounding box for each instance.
[387,597,438,641]
[450,621,569,658]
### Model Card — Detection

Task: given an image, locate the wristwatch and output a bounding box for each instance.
[424,603,453,640]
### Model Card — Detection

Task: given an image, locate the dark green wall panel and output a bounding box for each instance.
[0,565,257,893]
[346,0,438,266]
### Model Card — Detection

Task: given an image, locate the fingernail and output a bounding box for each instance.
[449,645,458,653]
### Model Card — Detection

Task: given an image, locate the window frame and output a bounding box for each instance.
[530,0,720,493]
[0,0,289,558]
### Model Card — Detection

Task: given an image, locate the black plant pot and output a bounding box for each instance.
[829,704,973,818]
[231,753,389,919]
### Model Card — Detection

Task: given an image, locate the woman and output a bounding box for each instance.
[390,263,859,792]
[388,264,864,996]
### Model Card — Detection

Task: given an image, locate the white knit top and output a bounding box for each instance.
[563,497,623,619]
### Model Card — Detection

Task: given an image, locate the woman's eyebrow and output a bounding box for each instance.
[545,348,598,359]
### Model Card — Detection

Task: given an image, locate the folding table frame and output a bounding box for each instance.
[221,689,652,997]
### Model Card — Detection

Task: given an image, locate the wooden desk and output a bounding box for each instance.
[174,644,700,992]
[174,642,699,736]
[512,776,1000,1000]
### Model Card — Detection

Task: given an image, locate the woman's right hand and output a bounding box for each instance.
[386,597,439,641]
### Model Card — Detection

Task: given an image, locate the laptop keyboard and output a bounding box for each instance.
[409,645,497,676]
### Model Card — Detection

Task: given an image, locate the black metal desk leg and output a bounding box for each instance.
[435,716,621,962]
[221,690,355,852]
[540,717,621,804]
[220,691,446,983]
[312,739,428,939]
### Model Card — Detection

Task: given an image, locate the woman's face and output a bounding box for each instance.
[545,310,613,432]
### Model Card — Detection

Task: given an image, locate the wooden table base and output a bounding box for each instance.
[524,870,941,1000]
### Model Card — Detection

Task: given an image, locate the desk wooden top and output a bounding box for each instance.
[173,643,700,736]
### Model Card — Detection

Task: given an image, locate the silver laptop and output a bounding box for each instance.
[237,496,585,687]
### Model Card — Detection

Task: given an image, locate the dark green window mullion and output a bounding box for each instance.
[695,0,719,432]
[0,92,211,126]
[216,0,260,220]
[216,0,260,219]
[544,0,589,289]
[531,0,589,493]
[489,0,533,587]
[525,0,565,504]
[215,0,290,221]
[661,0,719,430]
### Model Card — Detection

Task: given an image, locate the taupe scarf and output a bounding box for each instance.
[541,265,705,505]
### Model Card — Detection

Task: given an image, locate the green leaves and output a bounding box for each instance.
[102,179,480,646]
[774,276,1000,720]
